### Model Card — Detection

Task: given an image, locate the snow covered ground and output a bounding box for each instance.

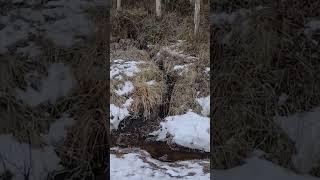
[110,42,211,179]
[0,0,104,56]
[274,106,320,173]
[15,63,76,106]
[150,111,210,152]
[110,58,145,130]
[110,148,210,180]
[110,148,320,180]
[0,114,74,180]
[215,155,320,180]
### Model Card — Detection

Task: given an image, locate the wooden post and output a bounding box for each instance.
[194,0,200,35]
[117,0,121,11]
[156,0,161,17]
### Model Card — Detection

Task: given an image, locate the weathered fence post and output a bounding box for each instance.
[194,0,200,35]
[156,0,162,17]
[117,0,121,11]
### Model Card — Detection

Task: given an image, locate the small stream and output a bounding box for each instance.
[111,141,209,162]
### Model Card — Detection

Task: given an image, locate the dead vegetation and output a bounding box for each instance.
[211,0,320,175]
[0,5,109,180]
[110,0,210,160]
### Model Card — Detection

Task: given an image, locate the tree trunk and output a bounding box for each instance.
[117,0,121,11]
[194,0,200,35]
[156,0,162,17]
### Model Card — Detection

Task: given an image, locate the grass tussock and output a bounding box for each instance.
[169,63,210,116]
[212,0,320,173]
[130,79,164,118]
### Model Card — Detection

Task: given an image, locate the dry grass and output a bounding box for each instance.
[0,54,56,147]
[111,44,150,62]
[47,7,109,179]
[57,80,108,179]
[130,80,163,118]
[110,45,165,119]
[211,0,320,174]
[109,0,210,169]
[111,1,210,48]
[152,40,209,116]
[0,5,109,179]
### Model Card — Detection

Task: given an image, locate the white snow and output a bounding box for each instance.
[15,63,76,106]
[110,60,143,79]
[196,96,210,116]
[123,98,134,108]
[215,157,320,180]
[205,67,210,74]
[0,135,62,180]
[42,113,75,146]
[173,64,189,70]
[173,64,193,76]
[146,80,156,86]
[110,148,210,180]
[274,107,320,173]
[110,98,133,130]
[0,19,32,54]
[115,81,134,96]
[151,111,210,152]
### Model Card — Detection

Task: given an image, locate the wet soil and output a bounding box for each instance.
[111,140,209,162]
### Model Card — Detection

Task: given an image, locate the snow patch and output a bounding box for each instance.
[196,96,210,116]
[115,81,134,96]
[15,63,76,106]
[204,67,210,74]
[0,0,100,55]
[0,135,62,180]
[110,98,133,130]
[151,112,210,152]
[146,80,156,86]
[110,60,143,79]
[110,148,210,180]
[274,107,320,173]
[174,64,189,70]
[215,157,320,180]
[42,113,75,146]
[173,64,193,76]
